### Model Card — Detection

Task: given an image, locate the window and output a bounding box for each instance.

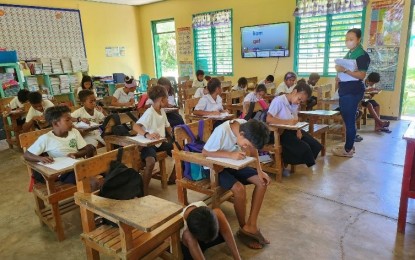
[193,9,233,76]
[294,11,365,76]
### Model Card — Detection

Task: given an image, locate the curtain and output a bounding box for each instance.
[192,9,231,29]
[293,0,368,17]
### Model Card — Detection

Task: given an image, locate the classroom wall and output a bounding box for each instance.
[1,0,142,77]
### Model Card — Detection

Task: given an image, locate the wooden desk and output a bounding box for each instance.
[224,103,243,115]
[263,94,276,102]
[2,109,26,148]
[164,107,180,113]
[188,113,236,122]
[299,110,340,132]
[103,105,135,113]
[398,121,415,233]
[104,135,166,151]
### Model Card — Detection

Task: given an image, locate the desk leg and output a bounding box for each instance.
[398,142,415,233]
[274,131,282,183]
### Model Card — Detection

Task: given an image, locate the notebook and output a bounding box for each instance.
[38,157,79,171]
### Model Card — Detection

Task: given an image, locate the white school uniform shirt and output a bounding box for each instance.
[77,87,98,97]
[113,88,134,104]
[179,201,207,239]
[204,119,246,152]
[268,95,298,120]
[243,92,260,103]
[192,79,207,88]
[276,82,294,94]
[8,96,24,110]
[194,87,206,98]
[194,94,223,112]
[145,95,176,106]
[28,129,87,158]
[25,99,55,122]
[136,106,170,147]
[71,107,106,147]
[231,85,245,91]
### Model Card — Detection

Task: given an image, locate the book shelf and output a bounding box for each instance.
[0,63,24,98]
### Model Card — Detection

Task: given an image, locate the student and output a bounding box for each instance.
[266,81,322,175]
[231,77,248,91]
[23,106,95,184]
[7,89,30,129]
[23,92,55,132]
[132,85,176,195]
[77,75,97,97]
[276,72,297,95]
[305,73,321,110]
[362,72,390,132]
[194,85,208,98]
[71,90,106,147]
[242,84,268,118]
[193,78,226,116]
[204,75,212,82]
[181,201,241,260]
[259,75,275,92]
[202,119,271,249]
[192,70,207,88]
[111,76,136,107]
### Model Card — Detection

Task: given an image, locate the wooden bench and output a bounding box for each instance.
[246,77,258,92]
[183,97,200,123]
[1,97,27,149]
[74,145,183,260]
[20,128,78,241]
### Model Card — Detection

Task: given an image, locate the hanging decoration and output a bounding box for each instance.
[293,0,368,17]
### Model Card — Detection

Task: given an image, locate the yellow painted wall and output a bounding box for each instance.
[1,0,142,77]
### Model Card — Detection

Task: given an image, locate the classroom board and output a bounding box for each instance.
[0,4,86,60]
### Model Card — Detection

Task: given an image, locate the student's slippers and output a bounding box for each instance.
[383,121,390,127]
[238,227,270,245]
[380,127,392,133]
[236,230,263,249]
[354,135,363,142]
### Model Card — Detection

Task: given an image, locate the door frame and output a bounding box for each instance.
[151,18,176,78]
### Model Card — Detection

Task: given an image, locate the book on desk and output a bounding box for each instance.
[269,121,308,130]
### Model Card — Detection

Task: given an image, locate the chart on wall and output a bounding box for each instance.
[0,4,86,60]
[367,0,404,91]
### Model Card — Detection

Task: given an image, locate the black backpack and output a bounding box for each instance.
[244,102,268,122]
[101,112,137,137]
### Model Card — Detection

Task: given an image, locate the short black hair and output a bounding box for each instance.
[204,75,212,81]
[367,72,380,83]
[265,75,274,82]
[293,80,312,98]
[296,79,306,85]
[45,105,70,125]
[187,206,219,243]
[148,84,168,101]
[78,89,95,103]
[17,89,30,103]
[238,77,248,87]
[347,28,362,39]
[28,91,43,105]
[256,84,267,93]
[157,77,174,96]
[81,75,93,89]
[284,72,297,81]
[196,70,205,76]
[240,120,270,149]
[309,73,320,81]
[207,78,221,94]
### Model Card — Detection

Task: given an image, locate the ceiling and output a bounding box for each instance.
[84,0,164,6]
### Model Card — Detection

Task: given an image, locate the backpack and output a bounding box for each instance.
[176,120,209,181]
[99,148,144,226]
[101,112,137,137]
[244,102,268,122]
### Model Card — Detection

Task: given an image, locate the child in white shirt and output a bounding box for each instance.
[242,84,268,118]
[7,89,30,128]
[132,85,175,195]
[259,75,275,93]
[276,72,297,95]
[111,76,136,107]
[77,75,97,97]
[192,70,207,88]
[193,78,226,116]
[231,77,248,91]
[23,91,55,132]
[71,89,106,147]
[23,106,95,184]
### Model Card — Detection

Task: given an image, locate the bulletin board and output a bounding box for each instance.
[0,4,86,60]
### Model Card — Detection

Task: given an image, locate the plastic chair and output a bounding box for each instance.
[139,74,150,92]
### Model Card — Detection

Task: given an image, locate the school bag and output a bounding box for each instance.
[99,147,144,226]
[176,120,209,181]
[244,101,268,122]
[101,112,137,137]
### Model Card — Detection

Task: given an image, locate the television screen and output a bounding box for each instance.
[241,22,290,58]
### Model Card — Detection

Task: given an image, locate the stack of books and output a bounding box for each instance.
[71,58,81,72]
[58,75,71,94]
[37,58,52,74]
[68,74,79,89]
[26,77,40,92]
[61,58,73,73]
[51,58,63,74]
[80,59,88,72]
[50,76,61,94]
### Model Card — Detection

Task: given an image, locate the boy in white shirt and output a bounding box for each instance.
[231,77,248,91]
[193,78,227,116]
[132,85,175,195]
[202,119,271,249]
[71,90,106,147]
[7,89,30,129]
[259,75,275,93]
[192,70,207,88]
[242,84,268,118]
[194,86,208,98]
[111,76,136,107]
[276,72,297,95]
[23,106,95,184]
[267,81,322,174]
[22,91,55,132]
[180,201,241,260]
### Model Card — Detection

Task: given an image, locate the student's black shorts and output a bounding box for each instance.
[16,117,25,126]
[181,233,225,260]
[219,167,256,190]
[33,171,76,184]
[140,141,173,160]
[361,99,379,108]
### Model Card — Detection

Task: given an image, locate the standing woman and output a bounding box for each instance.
[332,28,370,157]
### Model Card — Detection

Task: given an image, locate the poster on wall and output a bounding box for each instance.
[179,61,193,77]
[367,47,399,91]
[177,27,192,58]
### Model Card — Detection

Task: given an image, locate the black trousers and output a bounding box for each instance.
[280,130,322,167]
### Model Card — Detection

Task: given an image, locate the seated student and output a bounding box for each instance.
[132,85,176,195]
[242,84,268,118]
[22,92,55,132]
[71,90,106,148]
[204,75,212,82]
[202,119,270,249]
[7,89,30,129]
[181,201,241,260]
[259,75,275,92]
[192,70,207,88]
[362,72,390,133]
[23,106,95,184]
[231,77,248,91]
[276,72,297,95]
[266,81,322,175]
[194,85,208,98]
[193,78,226,116]
[111,76,136,107]
[305,73,321,110]
[77,75,97,97]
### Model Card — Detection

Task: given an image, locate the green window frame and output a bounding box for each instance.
[151,18,176,78]
[193,9,233,76]
[294,10,366,77]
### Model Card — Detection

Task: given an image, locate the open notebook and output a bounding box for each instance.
[74,121,100,129]
[127,135,163,144]
[206,156,255,168]
[203,112,230,119]
[38,157,79,171]
[270,122,308,130]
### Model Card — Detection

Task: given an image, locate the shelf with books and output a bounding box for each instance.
[0,63,24,98]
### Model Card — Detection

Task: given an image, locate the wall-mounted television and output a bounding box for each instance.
[240,22,290,58]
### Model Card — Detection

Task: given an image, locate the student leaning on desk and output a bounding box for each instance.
[22,91,54,132]
[111,76,136,107]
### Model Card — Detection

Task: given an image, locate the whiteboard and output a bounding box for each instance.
[0,4,86,60]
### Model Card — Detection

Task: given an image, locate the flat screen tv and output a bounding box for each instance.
[240,22,290,58]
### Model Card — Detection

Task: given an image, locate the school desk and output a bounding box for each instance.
[103,105,135,113]
[2,109,26,148]
[188,113,236,122]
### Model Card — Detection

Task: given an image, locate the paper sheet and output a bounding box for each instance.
[203,112,230,119]
[74,121,100,129]
[127,135,162,144]
[270,122,308,130]
[206,156,255,167]
[38,157,79,170]
[335,59,359,82]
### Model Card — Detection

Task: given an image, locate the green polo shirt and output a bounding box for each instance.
[344,44,370,72]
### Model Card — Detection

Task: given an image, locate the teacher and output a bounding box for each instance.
[332,28,370,157]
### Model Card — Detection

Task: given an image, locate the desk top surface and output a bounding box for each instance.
[105,135,166,147]
[299,110,340,116]
[103,105,135,110]
[403,121,415,141]
[189,114,236,121]
[268,122,309,130]
[175,151,256,170]
[24,159,75,179]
